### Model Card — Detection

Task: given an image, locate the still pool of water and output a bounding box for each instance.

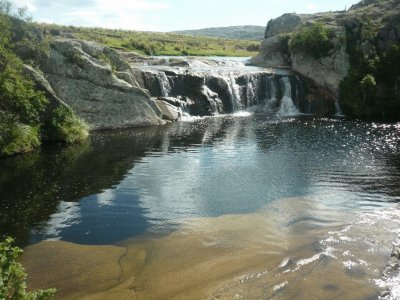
[1,114,400,299]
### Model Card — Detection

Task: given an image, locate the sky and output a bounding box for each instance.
[11,0,361,32]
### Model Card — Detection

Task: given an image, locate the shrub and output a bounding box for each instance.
[289,23,334,59]
[340,20,400,119]
[0,237,56,299]
[0,120,41,156]
[0,13,48,125]
[44,106,88,144]
[360,74,376,89]
[0,64,48,124]
[67,50,85,67]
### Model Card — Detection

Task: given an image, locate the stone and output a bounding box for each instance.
[39,38,163,130]
[387,256,399,270]
[191,85,224,116]
[22,64,69,121]
[290,39,350,99]
[377,14,400,50]
[391,247,400,259]
[250,35,290,68]
[380,290,390,298]
[265,13,302,39]
[250,0,400,115]
[155,99,181,121]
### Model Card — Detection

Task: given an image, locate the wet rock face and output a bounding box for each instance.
[39,38,163,130]
[132,63,336,117]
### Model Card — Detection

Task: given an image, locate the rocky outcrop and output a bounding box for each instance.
[251,15,350,101]
[291,33,350,99]
[250,0,400,113]
[39,38,164,130]
[264,13,302,39]
[22,64,69,121]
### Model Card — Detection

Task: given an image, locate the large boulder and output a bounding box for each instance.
[265,13,302,38]
[249,35,290,68]
[39,38,163,130]
[155,99,181,121]
[290,34,350,99]
[22,64,69,121]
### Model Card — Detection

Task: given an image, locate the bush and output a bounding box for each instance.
[0,121,41,156]
[0,237,56,299]
[0,13,48,125]
[1,0,50,65]
[0,64,48,124]
[44,106,88,144]
[289,23,334,59]
[340,21,400,119]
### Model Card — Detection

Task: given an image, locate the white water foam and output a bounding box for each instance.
[278,77,300,116]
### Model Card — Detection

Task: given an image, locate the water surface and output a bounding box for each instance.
[1,114,400,299]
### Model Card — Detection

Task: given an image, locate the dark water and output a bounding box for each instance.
[1,115,400,247]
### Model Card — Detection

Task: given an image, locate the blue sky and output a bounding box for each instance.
[13,0,360,31]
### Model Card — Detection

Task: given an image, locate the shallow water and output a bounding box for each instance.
[1,114,400,298]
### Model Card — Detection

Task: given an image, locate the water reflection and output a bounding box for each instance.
[0,115,399,246]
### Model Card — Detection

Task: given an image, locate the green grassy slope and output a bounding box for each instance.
[173,25,265,40]
[37,24,260,57]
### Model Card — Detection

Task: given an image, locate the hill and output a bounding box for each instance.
[173,25,265,40]
[37,24,260,57]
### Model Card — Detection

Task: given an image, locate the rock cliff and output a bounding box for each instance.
[39,39,164,130]
[250,0,400,119]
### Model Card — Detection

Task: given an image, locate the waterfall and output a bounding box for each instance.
[225,73,243,112]
[335,100,345,117]
[258,76,278,112]
[137,66,312,118]
[158,72,172,96]
[278,77,300,116]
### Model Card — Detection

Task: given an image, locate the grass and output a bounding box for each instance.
[44,106,89,144]
[37,24,260,57]
[0,121,41,157]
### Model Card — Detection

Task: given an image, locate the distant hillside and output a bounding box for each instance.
[37,24,260,57]
[173,26,265,40]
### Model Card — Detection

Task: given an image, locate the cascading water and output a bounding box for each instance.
[335,100,345,117]
[137,62,309,118]
[223,73,243,112]
[278,77,300,116]
[158,72,172,96]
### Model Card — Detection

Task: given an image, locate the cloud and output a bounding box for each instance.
[95,0,169,11]
[29,0,170,31]
[306,3,318,12]
[10,0,37,12]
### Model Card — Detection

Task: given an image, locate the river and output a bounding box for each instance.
[1,113,400,299]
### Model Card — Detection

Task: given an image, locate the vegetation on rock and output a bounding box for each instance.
[44,106,88,144]
[0,121,41,156]
[0,237,56,299]
[0,1,88,157]
[289,23,334,59]
[340,13,400,119]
